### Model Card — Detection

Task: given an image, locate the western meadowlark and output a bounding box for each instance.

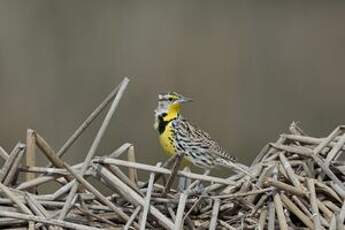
[154,91,249,175]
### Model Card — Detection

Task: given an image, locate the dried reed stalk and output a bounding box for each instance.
[1,79,345,229]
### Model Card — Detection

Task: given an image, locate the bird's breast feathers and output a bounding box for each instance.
[159,122,176,156]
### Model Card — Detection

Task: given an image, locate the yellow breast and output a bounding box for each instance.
[159,122,176,156]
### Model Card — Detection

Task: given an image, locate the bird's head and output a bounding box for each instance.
[155,91,192,118]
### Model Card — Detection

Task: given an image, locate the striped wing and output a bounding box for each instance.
[172,117,236,168]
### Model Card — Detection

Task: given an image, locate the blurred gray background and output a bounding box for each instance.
[1,1,345,173]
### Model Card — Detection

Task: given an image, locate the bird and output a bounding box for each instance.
[154,91,249,175]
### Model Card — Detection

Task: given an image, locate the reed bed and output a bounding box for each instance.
[1,78,345,229]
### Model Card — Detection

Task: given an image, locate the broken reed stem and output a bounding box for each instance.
[53,83,121,162]
[139,162,160,230]
[292,195,313,218]
[219,220,236,230]
[19,165,85,176]
[258,206,268,230]
[25,130,36,183]
[0,197,116,211]
[183,195,204,223]
[312,154,345,192]
[313,126,341,155]
[59,77,129,221]
[127,145,138,185]
[0,146,9,161]
[0,182,37,229]
[264,178,306,197]
[209,198,220,230]
[270,143,313,157]
[307,179,322,230]
[124,206,141,230]
[77,205,118,228]
[24,193,48,217]
[282,134,345,152]
[317,200,333,222]
[35,133,72,182]
[289,121,306,135]
[338,200,345,228]
[24,194,48,230]
[212,187,272,199]
[273,193,288,230]
[62,163,133,226]
[97,165,174,229]
[109,143,133,158]
[174,191,189,229]
[34,132,82,192]
[0,143,25,183]
[95,158,235,185]
[16,177,51,191]
[0,182,32,215]
[0,210,99,230]
[280,193,313,229]
[3,148,24,186]
[28,221,35,230]
[267,199,276,229]
[107,165,142,195]
[279,152,302,190]
[325,131,345,163]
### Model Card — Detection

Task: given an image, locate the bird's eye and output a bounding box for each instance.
[168,97,173,101]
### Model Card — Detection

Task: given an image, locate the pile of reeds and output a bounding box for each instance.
[1,78,345,229]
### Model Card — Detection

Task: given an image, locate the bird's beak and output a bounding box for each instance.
[177,96,193,104]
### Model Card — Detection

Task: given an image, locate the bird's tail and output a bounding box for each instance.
[216,159,253,178]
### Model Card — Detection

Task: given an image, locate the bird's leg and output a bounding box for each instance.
[163,154,179,168]
[177,167,191,192]
[163,152,185,196]
[152,154,177,185]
